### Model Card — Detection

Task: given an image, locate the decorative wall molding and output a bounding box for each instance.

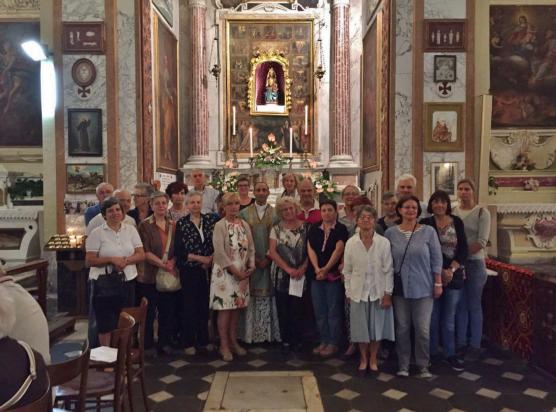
[0,0,39,15]
[524,214,556,249]
[497,204,556,215]
[491,129,556,171]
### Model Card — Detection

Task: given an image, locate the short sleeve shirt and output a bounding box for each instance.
[307,221,348,275]
[86,223,143,281]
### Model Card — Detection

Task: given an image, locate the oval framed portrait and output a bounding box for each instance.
[71,58,96,87]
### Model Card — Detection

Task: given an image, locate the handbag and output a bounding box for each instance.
[393,224,417,297]
[95,266,125,298]
[155,219,181,292]
[0,340,37,411]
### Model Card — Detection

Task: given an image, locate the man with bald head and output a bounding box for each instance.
[86,189,136,235]
[84,182,114,225]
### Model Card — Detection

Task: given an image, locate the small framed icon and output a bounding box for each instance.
[71,58,96,88]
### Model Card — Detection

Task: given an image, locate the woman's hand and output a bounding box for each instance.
[468,242,483,255]
[433,284,443,299]
[381,294,392,309]
[441,268,453,286]
[112,256,127,271]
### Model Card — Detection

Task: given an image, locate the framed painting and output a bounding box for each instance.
[62,22,105,54]
[152,0,173,28]
[424,103,464,152]
[361,14,380,172]
[66,164,105,194]
[490,5,556,127]
[226,19,314,156]
[424,20,466,52]
[431,162,458,198]
[154,13,179,173]
[67,109,102,157]
[434,55,457,83]
[0,22,42,147]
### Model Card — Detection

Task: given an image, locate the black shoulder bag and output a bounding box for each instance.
[95,265,125,298]
[393,225,416,297]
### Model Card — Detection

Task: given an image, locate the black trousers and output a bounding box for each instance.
[135,282,157,350]
[180,266,210,348]
[275,290,304,345]
[157,290,182,349]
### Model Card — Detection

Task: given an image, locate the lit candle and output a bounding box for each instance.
[232,106,236,135]
[289,127,293,157]
[249,127,253,157]
[304,105,308,135]
[69,236,77,248]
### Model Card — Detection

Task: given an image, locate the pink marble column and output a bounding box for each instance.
[329,0,354,165]
[188,0,210,164]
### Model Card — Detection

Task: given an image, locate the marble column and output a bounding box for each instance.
[329,0,356,166]
[187,0,210,165]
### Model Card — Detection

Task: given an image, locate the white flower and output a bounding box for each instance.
[315,183,322,189]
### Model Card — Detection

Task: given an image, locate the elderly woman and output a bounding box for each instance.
[338,185,361,236]
[453,179,491,362]
[385,195,442,378]
[138,191,181,355]
[210,192,255,361]
[86,197,145,346]
[268,196,309,353]
[343,206,394,373]
[166,181,189,221]
[175,191,218,355]
[307,199,349,358]
[420,190,468,370]
[281,173,299,200]
[237,176,255,210]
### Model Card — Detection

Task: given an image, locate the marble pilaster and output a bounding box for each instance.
[186,0,210,166]
[329,0,356,167]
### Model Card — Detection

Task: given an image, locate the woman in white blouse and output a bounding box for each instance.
[343,205,394,373]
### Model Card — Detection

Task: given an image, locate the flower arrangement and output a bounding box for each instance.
[313,172,339,199]
[254,133,287,169]
[209,171,239,193]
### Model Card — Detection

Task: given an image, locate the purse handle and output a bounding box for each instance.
[396,224,417,275]
[0,340,37,411]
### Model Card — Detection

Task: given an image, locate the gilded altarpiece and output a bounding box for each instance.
[226,20,314,155]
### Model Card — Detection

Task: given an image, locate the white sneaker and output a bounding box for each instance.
[396,369,409,377]
[184,346,196,356]
[418,367,432,378]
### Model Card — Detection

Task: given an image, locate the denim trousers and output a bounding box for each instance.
[430,288,462,358]
[393,296,434,370]
[311,280,343,346]
[456,259,487,349]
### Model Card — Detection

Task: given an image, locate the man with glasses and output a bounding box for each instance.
[84,182,114,226]
[189,169,219,214]
[128,183,154,225]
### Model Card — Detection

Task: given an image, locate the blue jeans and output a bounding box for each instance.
[456,259,487,349]
[87,280,99,348]
[311,280,343,346]
[430,288,462,357]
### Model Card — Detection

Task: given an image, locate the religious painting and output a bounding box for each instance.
[431,162,458,198]
[227,20,313,155]
[434,55,457,83]
[154,14,179,173]
[0,22,42,147]
[67,109,102,157]
[361,15,380,172]
[66,164,105,194]
[490,5,556,127]
[152,0,173,28]
[424,20,466,52]
[62,22,105,54]
[248,50,291,115]
[424,103,464,152]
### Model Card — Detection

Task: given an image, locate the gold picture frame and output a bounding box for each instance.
[424,103,464,152]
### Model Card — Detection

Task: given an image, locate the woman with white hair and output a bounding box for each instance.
[0,286,49,409]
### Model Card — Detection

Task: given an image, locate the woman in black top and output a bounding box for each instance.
[420,190,468,370]
[307,199,348,358]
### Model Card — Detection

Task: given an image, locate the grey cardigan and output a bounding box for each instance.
[452,205,491,260]
[385,225,443,299]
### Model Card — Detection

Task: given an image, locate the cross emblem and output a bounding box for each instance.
[77,86,91,98]
[437,81,452,97]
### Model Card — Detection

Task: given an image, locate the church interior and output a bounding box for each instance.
[0,0,556,411]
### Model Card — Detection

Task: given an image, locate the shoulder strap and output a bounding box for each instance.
[162,221,173,263]
[396,224,417,274]
[0,341,37,411]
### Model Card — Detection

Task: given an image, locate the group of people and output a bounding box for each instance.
[84,170,490,378]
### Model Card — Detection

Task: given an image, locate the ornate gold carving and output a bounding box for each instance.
[248,49,292,116]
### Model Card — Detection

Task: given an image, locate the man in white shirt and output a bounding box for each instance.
[189,169,219,214]
[0,269,50,364]
[86,189,135,236]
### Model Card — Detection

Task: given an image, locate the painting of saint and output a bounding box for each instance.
[431,112,457,143]
[155,15,179,172]
[490,6,556,127]
[0,22,41,147]
[68,109,102,156]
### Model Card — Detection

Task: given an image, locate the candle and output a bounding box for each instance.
[289,127,293,157]
[69,236,77,248]
[249,127,253,157]
[304,105,308,135]
[232,106,236,135]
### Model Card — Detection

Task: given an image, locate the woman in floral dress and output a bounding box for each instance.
[210,192,255,361]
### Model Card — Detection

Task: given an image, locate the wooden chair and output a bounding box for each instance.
[48,341,90,412]
[121,297,149,412]
[55,313,135,412]
[8,386,52,412]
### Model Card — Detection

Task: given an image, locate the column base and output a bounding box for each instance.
[328,154,359,169]
[183,155,212,168]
